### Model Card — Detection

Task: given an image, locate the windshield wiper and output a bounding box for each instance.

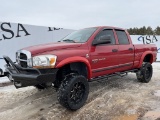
[62,39,75,43]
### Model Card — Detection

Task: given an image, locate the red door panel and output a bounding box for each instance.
[118,44,134,71]
[114,30,134,71]
[90,45,119,77]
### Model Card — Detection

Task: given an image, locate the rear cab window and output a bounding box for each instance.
[115,30,130,44]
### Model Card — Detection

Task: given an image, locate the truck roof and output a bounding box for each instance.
[88,26,126,31]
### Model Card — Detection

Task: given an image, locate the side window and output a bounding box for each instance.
[115,30,129,44]
[95,29,116,44]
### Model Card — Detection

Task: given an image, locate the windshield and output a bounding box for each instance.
[62,27,97,43]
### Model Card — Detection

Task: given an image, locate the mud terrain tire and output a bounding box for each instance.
[136,62,153,83]
[57,75,89,110]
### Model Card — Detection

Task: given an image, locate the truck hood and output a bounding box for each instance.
[23,42,82,55]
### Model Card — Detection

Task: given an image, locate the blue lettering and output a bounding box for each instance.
[138,36,143,41]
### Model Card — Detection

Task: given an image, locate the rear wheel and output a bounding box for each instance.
[57,75,89,110]
[136,62,153,83]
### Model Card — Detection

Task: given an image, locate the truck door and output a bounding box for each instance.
[115,30,134,71]
[90,29,119,77]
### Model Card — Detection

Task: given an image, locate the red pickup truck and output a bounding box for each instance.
[3,26,157,110]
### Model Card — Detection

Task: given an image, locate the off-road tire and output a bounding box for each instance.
[136,62,153,83]
[57,75,89,110]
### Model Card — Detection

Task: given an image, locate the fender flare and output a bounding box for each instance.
[55,56,92,79]
[138,51,154,68]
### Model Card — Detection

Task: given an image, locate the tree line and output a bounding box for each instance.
[127,26,160,35]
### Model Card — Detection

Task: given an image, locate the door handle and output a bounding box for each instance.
[112,49,118,52]
[128,48,133,51]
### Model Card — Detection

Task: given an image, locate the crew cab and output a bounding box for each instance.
[3,26,157,110]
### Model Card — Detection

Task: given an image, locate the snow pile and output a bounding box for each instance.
[0,77,10,84]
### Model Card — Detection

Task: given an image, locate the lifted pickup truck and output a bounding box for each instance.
[3,26,157,110]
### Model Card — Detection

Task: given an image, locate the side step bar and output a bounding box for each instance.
[89,69,138,82]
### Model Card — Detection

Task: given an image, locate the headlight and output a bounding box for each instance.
[27,55,57,68]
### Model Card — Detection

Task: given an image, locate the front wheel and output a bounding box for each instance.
[57,75,89,110]
[136,62,153,83]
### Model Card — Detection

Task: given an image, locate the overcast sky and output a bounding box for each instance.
[0,0,159,29]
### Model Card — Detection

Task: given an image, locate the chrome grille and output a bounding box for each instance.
[20,53,27,67]
[20,53,27,60]
[16,50,31,68]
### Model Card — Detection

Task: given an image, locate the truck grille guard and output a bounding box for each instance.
[16,50,31,68]
[3,56,58,88]
[4,56,41,75]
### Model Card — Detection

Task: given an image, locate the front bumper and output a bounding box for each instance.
[3,56,58,88]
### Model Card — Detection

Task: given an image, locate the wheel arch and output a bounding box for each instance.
[138,51,154,68]
[55,56,92,79]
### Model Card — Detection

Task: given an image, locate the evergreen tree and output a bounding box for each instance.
[127,26,157,35]
[155,26,160,35]
[141,26,147,35]
[146,26,153,35]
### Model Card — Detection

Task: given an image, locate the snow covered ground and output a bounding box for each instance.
[0,77,10,84]
[0,62,160,120]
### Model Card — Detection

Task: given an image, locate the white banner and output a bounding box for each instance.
[130,35,160,61]
[0,22,74,70]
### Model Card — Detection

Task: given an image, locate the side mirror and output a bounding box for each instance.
[92,35,111,46]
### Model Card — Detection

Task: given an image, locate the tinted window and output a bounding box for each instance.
[95,29,115,44]
[116,30,129,44]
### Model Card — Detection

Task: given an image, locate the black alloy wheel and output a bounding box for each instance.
[57,75,89,110]
[136,62,153,83]
[70,82,85,104]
